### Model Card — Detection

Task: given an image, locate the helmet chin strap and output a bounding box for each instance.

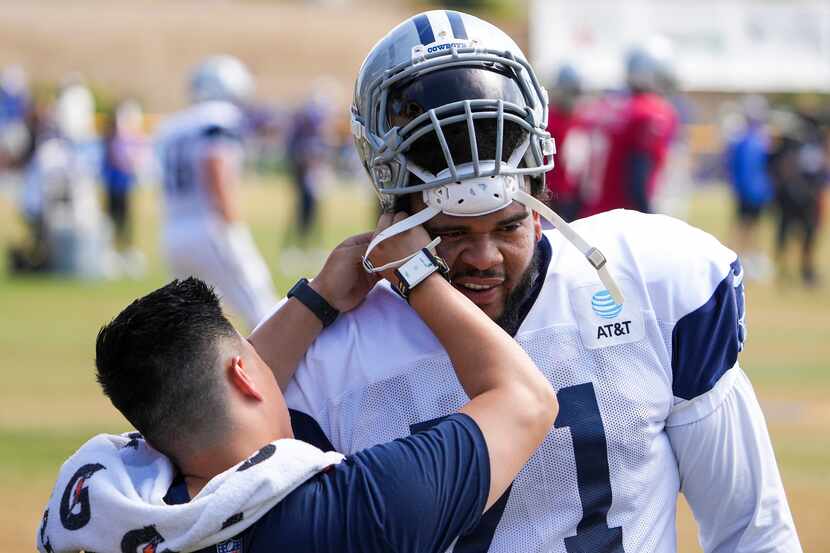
[362,206,443,274]
[362,168,624,305]
[514,190,624,305]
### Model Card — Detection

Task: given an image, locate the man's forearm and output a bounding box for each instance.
[250,231,378,390]
[408,272,556,510]
[408,274,536,398]
[248,298,323,391]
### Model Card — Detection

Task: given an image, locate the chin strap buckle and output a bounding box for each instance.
[585,247,607,270]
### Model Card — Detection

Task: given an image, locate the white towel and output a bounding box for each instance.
[37,432,344,553]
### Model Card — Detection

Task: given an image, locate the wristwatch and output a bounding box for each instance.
[287,278,339,328]
[393,248,450,301]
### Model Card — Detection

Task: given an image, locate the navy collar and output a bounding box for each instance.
[163,473,190,505]
[504,234,552,337]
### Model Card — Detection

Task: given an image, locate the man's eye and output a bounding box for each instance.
[437,230,465,238]
[500,224,521,232]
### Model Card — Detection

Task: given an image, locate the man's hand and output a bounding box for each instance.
[311,232,379,313]
[251,231,378,391]
[367,212,432,285]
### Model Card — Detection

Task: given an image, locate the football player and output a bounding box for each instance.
[155,55,277,329]
[544,64,583,222]
[576,41,679,217]
[257,10,803,553]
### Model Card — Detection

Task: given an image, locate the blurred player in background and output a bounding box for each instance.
[284,84,332,249]
[725,95,774,281]
[544,64,583,222]
[265,11,801,553]
[101,99,147,277]
[649,41,697,219]
[577,40,678,217]
[156,55,278,330]
[0,65,31,169]
[11,77,111,277]
[768,107,827,287]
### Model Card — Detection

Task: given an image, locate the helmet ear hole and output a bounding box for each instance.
[528,175,548,203]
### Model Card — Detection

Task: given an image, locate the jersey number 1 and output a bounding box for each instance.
[411,382,625,553]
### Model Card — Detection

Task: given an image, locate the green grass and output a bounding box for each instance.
[0,427,119,483]
[0,176,827,551]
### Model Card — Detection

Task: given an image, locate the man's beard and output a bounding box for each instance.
[495,245,543,336]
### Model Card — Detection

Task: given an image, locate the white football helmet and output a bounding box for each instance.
[55,81,95,142]
[353,11,623,304]
[626,35,676,95]
[189,55,254,104]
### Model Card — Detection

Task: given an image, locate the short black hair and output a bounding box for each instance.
[95,278,237,459]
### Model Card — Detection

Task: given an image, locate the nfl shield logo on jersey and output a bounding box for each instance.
[572,281,645,349]
[216,538,242,553]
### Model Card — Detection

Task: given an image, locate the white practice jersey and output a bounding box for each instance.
[283,210,801,553]
[155,101,277,329]
[155,101,244,224]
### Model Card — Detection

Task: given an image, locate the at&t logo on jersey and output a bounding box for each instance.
[572,283,645,349]
[591,290,623,318]
[591,290,633,340]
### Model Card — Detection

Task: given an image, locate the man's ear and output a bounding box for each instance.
[228,356,264,402]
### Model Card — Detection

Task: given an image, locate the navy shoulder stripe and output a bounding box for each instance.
[446,11,468,40]
[414,14,435,45]
[671,258,745,400]
[202,124,239,140]
[289,409,336,452]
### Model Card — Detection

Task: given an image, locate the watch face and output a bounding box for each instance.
[400,252,435,284]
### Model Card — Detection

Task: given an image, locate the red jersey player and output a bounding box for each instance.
[576,47,678,217]
[545,65,583,222]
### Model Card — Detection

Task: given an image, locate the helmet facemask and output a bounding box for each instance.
[353,46,554,208]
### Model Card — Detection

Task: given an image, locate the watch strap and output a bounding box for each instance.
[287,278,339,328]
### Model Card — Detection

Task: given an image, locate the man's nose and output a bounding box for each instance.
[459,234,503,271]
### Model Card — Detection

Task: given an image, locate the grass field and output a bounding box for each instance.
[0,175,827,552]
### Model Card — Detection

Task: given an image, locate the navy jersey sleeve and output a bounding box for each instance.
[249,413,490,553]
[201,124,241,142]
[671,257,746,402]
